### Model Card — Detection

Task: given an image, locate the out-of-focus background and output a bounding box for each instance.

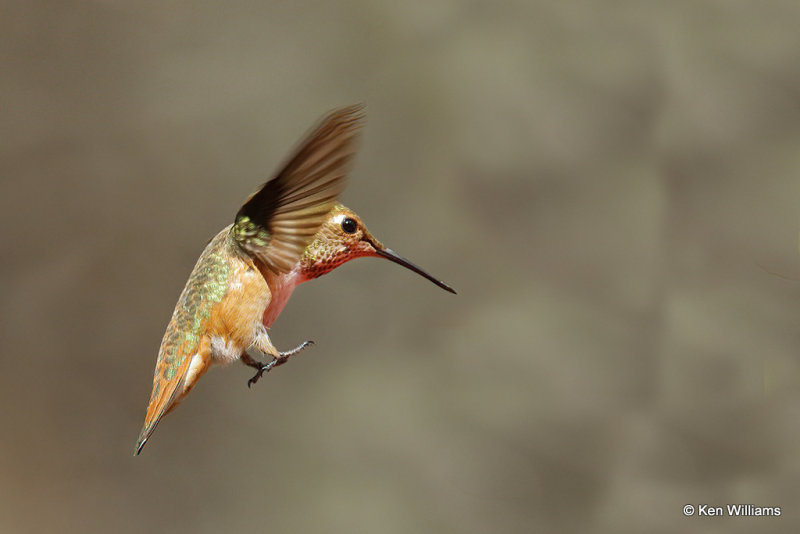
[3,2,800,532]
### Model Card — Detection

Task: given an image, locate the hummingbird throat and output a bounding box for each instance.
[299,239,358,281]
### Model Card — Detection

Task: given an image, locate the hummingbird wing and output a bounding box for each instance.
[233,104,364,273]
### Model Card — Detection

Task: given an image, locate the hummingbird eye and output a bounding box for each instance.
[341,217,358,234]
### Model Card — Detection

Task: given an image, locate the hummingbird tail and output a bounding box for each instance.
[134,352,196,455]
[133,402,171,455]
[134,420,160,456]
[134,434,149,456]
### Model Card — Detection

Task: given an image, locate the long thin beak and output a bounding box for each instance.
[374,247,457,294]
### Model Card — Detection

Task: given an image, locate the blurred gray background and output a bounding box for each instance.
[3,1,800,533]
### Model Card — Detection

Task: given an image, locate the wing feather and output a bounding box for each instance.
[233,104,365,273]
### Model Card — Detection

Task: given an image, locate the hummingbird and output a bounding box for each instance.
[135,105,455,455]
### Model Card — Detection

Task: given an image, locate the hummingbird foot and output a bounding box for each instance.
[244,340,315,388]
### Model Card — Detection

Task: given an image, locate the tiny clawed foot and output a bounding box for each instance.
[247,366,267,388]
[246,358,283,388]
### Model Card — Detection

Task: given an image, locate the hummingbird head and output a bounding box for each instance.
[299,204,456,293]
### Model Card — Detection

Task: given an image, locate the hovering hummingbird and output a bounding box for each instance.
[135,105,455,455]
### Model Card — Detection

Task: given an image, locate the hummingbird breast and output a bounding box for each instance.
[261,268,302,328]
[206,238,274,361]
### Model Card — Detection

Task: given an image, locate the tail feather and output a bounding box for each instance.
[134,356,192,455]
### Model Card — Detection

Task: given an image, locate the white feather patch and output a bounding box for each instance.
[210,336,242,365]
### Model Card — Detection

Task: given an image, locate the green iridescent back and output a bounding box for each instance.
[154,227,234,392]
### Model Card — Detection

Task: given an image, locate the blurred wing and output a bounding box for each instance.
[233,104,364,273]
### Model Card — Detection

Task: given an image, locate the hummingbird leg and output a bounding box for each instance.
[275,340,315,365]
[244,334,315,388]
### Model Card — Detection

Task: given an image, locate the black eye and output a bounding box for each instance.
[341,217,358,234]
